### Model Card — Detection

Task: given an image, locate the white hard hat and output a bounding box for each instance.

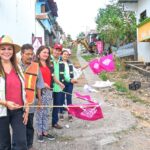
[62,48,71,55]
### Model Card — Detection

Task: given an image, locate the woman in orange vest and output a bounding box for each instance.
[35,46,55,142]
[0,35,29,150]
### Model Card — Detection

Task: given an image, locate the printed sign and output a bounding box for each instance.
[96,41,103,54]
[32,37,42,53]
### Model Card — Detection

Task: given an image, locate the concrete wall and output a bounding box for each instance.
[119,0,150,62]
[0,0,37,45]
[137,0,150,22]
[137,42,150,62]
[123,3,138,12]
[137,0,150,63]
[35,20,45,45]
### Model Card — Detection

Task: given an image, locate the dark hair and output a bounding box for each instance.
[0,45,21,77]
[21,44,33,54]
[35,45,51,68]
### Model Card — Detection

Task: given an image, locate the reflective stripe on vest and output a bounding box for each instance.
[59,61,65,83]
[68,62,74,79]
[50,56,65,83]
[24,62,38,104]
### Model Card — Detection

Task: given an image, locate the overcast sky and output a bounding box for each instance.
[55,0,109,39]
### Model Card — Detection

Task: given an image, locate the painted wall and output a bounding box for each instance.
[35,20,45,45]
[123,3,137,12]
[0,0,38,45]
[137,0,150,22]
[137,0,150,62]
[119,0,150,62]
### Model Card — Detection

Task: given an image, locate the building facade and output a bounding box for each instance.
[36,0,60,47]
[0,0,61,50]
[0,0,36,45]
[118,0,150,63]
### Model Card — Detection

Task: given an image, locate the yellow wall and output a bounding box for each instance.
[138,21,150,42]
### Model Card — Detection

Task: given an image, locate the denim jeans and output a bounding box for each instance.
[26,113,34,149]
[60,82,73,114]
[0,109,27,150]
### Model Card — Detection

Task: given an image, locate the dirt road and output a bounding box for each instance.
[34,47,150,150]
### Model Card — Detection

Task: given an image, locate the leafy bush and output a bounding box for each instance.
[115,57,125,71]
[99,72,108,81]
[114,81,128,92]
[82,55,96,62]
[115,57,121,71]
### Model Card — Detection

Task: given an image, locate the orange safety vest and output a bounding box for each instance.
[24,62,39,104]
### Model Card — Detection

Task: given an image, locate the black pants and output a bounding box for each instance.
[26,113,34,149]
[0,109,27,150]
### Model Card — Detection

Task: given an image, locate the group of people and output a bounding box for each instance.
[0,35,88,150]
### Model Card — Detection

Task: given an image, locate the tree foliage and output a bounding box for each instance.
[77,32,85,39]
[96,3,136,47]
[63,34,72,48]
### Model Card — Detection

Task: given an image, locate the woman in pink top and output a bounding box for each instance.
[35,46,55,142]
[0,35,29,150]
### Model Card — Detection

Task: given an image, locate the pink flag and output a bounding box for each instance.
[75,92,94,103]
[89,59,102,74]
[99,54,115,72]
[96,41,103,54]
[68,103,103,121]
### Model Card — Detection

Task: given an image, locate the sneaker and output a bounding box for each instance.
[68,115,73,122]
[43,134,55,141]
[60,114,64,121]
[52,123,63,129]
[37,135,44,143]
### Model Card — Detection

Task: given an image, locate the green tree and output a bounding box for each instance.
[77,32,85,39]
[66,34,72,42]
[63,34,72,48]
[96,3,136,47]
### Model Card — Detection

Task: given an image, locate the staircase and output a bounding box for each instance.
[125,61,150,77]
[125,61,146,68]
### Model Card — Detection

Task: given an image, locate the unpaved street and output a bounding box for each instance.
[34,48,150,150]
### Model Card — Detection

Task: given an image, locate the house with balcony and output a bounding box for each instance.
[118,0,150,63]
[35,0,60,47]
[0,0,61,50]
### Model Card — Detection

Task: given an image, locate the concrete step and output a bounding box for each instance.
[124,61,144,65]
[134,64,146,68]
[127,64,150,76]
[146,66,150,71]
